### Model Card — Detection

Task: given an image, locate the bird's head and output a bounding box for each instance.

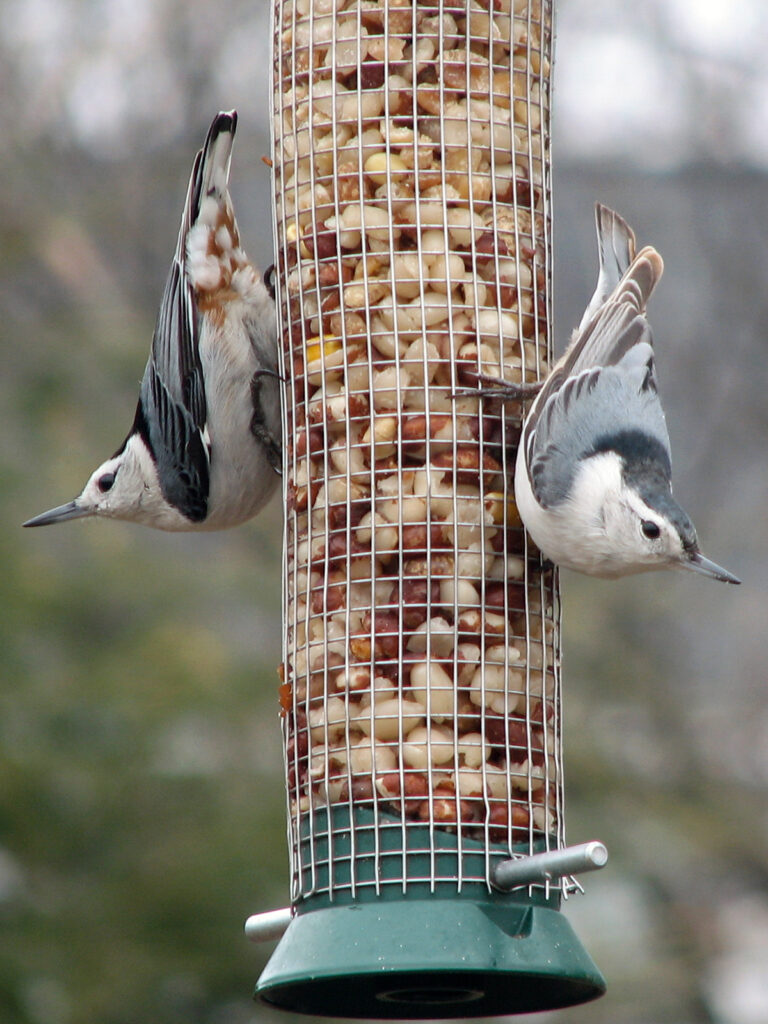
[24,439,164,529]
[571,448,740,583]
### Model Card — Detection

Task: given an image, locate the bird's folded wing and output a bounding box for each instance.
[522,243,663,468]
[526,326,667,509]
[140,256,210,521]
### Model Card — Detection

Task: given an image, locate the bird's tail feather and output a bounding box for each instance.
[567,244,664,375]
[189,110,237,226]
[611,246,664,319]
[578,204,636,331]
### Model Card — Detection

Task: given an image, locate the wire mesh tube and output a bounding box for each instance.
[273,0,559,902]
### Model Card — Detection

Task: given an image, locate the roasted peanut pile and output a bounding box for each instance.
[274,0,558,853]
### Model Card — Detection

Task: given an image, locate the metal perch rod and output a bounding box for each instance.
[245,907,293,944]
[492,840,608,890]
[245,841,607,943]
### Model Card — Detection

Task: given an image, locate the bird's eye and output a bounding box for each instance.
[98,472,116,493]
[641,520,661,540]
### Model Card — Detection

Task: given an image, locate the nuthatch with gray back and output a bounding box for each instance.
[473,204,739,584]
[25,110,281,532]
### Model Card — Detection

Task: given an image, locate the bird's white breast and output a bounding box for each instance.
[515,445,631,576]
[197,310,279,530]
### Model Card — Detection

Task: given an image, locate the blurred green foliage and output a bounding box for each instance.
[1,168,291,1021]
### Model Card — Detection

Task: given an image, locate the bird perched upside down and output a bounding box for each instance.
[25,110,281,532]
[474,204,739,584]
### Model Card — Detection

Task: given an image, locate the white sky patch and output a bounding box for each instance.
[556,30,687,169]
[662,0,765,60]
[102,0,155,53]
[3,0,71,55]
[65,55,128,151]
[64,52,184,157]
[212,20,273,102]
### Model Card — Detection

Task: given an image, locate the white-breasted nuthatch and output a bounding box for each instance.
[25,110,281,532]
[474,203,740,584]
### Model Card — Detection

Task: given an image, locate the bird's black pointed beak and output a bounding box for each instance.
[681,549,740,585]
[23,500,93,528]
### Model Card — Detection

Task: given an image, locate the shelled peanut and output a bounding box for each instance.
[274,0,557,847]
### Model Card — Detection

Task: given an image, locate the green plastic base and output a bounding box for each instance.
[256,809,604,1017]
[256,897,605,1018]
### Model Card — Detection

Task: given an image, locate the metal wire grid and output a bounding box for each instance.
[270,0,559,904]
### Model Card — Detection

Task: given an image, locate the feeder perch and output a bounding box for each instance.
[252,0,606,1016]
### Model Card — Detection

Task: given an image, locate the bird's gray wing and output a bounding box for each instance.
[138,144,211,522]
[521,243,663,490]
[527,325,670,508]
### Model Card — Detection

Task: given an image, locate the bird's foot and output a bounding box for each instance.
[250,417,282,475]
[250,374,283,475]
[452,371,543,402]
[251,366,285,384]
[263,263,276,300]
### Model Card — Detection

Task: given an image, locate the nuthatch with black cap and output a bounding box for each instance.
[474,204,739,584]
[25,110,281,532]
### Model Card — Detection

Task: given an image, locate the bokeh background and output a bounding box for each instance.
[1,1,766,1022]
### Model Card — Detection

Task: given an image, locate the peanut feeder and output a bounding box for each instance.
[249,0,606,1015]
